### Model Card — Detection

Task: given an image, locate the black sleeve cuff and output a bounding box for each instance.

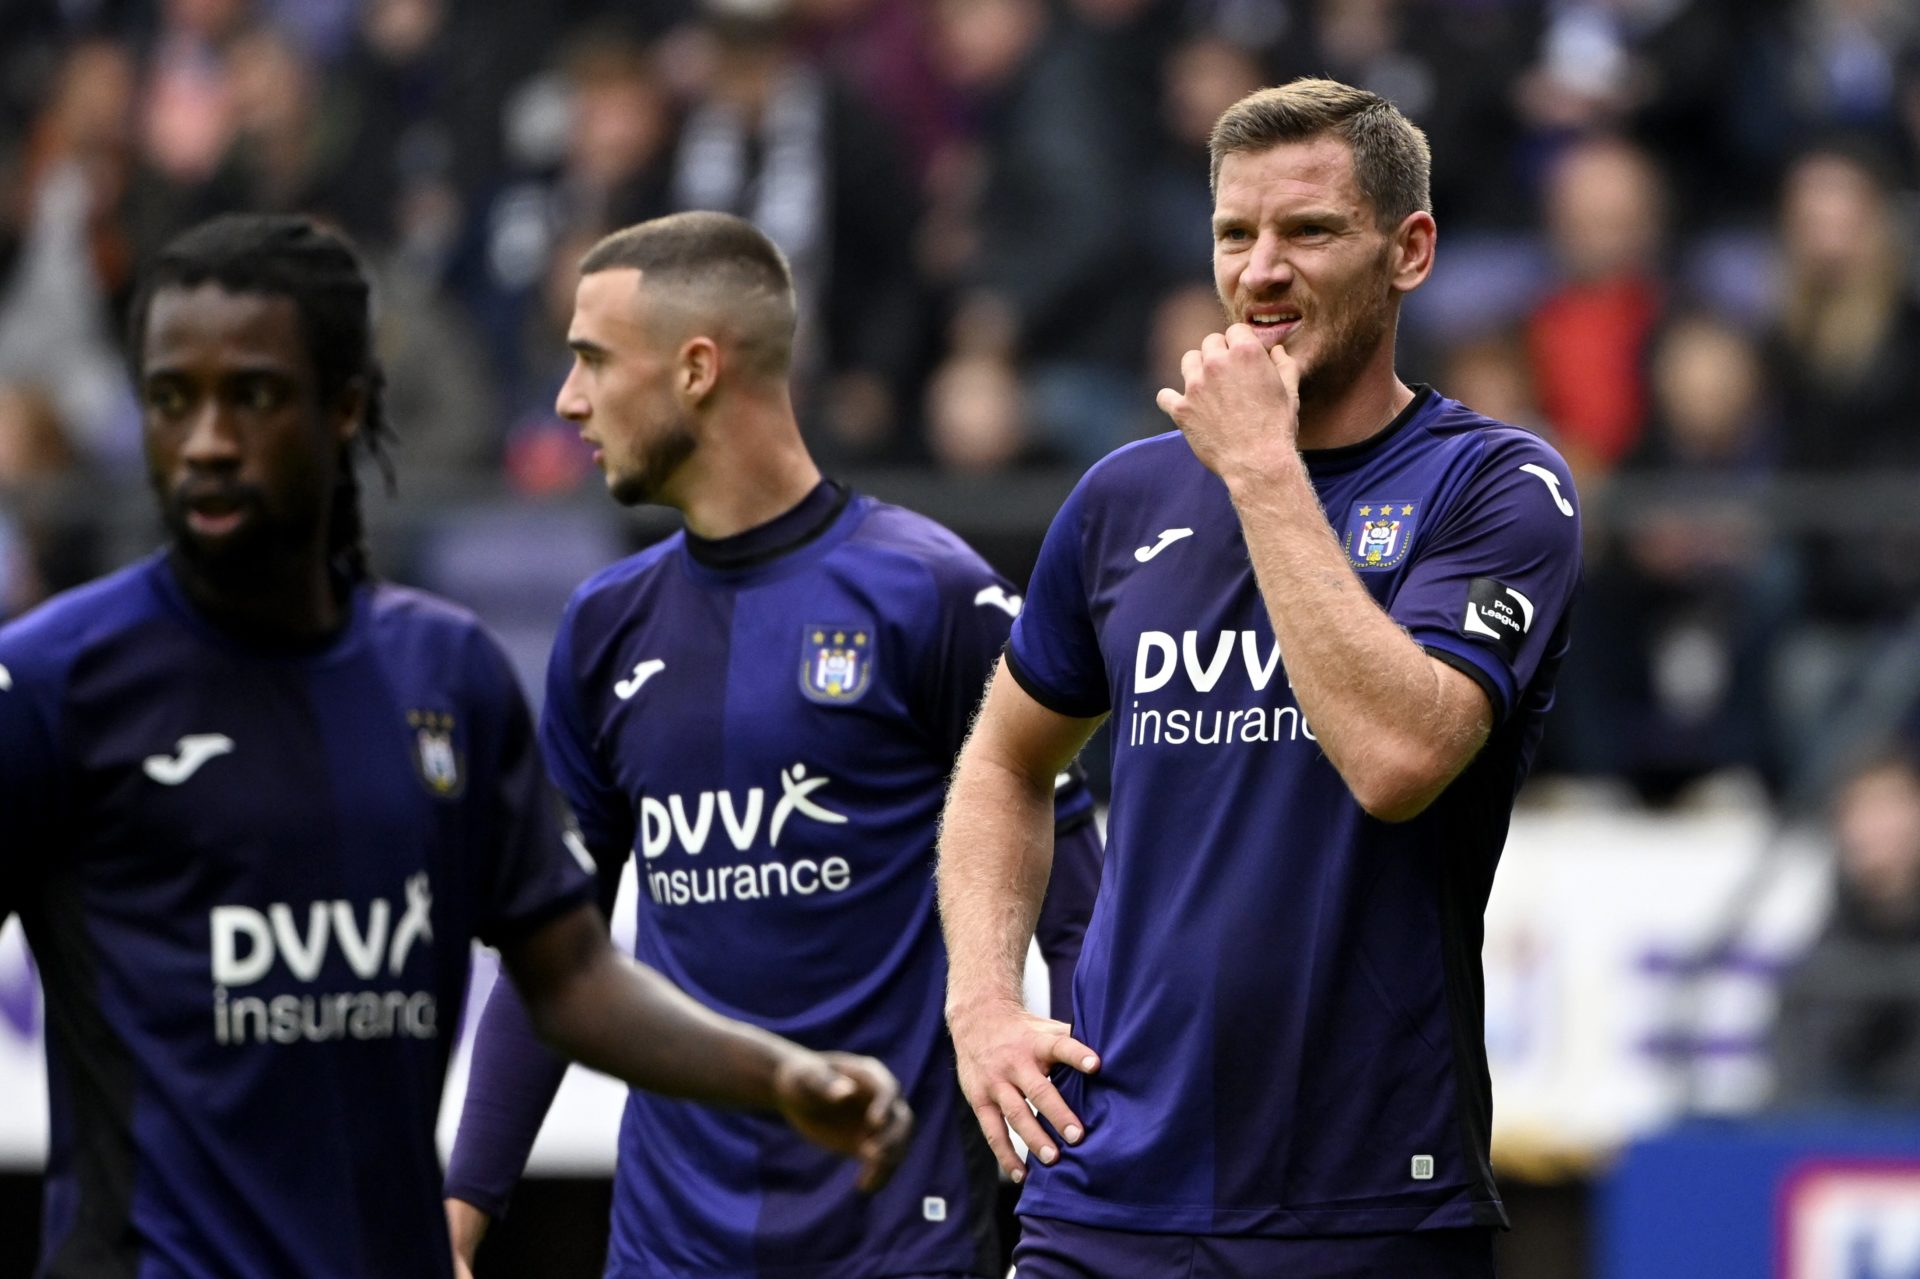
[1423,645,1505,723]
[1053,807,1096,838]
[480,882,597,950]
[1004,648,1109,720]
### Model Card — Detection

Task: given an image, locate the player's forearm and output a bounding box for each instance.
[546,956,804,1107]
[937,746,1056,1026]
[1223,455,1479,812]
[445,1197,489,1268]
[504,907,807,1110]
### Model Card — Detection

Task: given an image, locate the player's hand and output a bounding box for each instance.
[1156,324,1302,483]
[444,1197,489,1278]
[772,1050,914,1193]
[947,998,1099,1182]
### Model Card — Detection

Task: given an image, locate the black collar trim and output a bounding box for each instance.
[1301,385,1435,468]
[683,480,851,571]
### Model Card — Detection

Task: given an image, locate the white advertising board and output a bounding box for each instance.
[0,810,1835,1173]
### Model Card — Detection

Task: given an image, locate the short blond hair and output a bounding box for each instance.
[1209,78,1432,228]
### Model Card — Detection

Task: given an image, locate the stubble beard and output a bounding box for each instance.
[607,416,698,508]
[154,474,320,587]
[1294,271,1396,415]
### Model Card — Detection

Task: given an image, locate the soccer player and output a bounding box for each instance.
[0,214,911,1279]
[938,79,1583,1277]
[442,211,1102,1278]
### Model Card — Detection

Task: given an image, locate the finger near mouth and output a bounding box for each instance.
[1247,320,1298,347]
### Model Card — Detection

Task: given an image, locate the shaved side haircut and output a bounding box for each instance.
[581,212,798,381]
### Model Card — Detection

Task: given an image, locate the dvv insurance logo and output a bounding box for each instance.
[1779,1159,1920,1279]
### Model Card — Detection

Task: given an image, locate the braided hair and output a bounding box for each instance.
[128,214,396,583]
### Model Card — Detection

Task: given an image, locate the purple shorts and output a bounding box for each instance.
[1012,1214,1497,1279]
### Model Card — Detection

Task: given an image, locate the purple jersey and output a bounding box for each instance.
[446,483,1100,1279]
[0,555,592,1278]
[1013,1213,1495,1278]
[1006,390,1581,1236]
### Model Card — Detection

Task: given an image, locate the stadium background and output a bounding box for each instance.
[5,0,1920,1274]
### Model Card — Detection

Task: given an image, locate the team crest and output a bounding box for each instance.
[407,710,465,798]
[1343,499,1420,571]
[801,625,873,704]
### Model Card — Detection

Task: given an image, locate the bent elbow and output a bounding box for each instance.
[1355,784,1439,824]
[1345,750,1456,823]
[518,984,571,1055]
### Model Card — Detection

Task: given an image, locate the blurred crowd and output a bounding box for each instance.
[5,0,1920,805]
[1774,750,1920,1109]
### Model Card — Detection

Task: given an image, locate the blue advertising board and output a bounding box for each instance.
[1602,1118,1920,1279]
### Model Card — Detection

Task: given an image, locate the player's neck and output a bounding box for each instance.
[1295,345,1413,453]
[673,395,822,541]
[167,544,346,643]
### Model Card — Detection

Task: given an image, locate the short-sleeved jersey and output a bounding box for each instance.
[0,554,591,1279]
[1007,389,1581,1236]
[535,484,1094,1279]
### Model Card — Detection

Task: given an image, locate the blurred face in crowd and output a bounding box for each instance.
[1441,336,1536,428]
[1164,38,1264,151]
[164,0,249,40]
[926,353,1024,473]
[50,40,136,152]
[931,0,1045,90]
[1317,0,1400,65]
[1836,762,1920,926]
[1781,152,1894,284]
[363,0,444,61]
[557,268,697,507]
[140,286,357,581]
[1544,139,1663,282]
[227,30,316,142]
[1650,317,1762,462]
[1211,135,1430,405]
[0,385,76,485]
[569,54,671,190]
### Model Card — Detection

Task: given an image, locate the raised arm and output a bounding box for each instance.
[1159,326,1491,821]
[937,660,1103,1182]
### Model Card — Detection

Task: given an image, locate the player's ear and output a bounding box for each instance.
[1389,211,1436,295]
[679,336,721,405]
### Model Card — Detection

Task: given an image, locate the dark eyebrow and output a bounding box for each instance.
[568,339,610,360]
[1211,208,1353,233]
[140,362,297,383]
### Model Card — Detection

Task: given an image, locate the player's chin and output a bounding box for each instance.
[166,503,260,562]
[605,469,650,508]
[169,519,271,576]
